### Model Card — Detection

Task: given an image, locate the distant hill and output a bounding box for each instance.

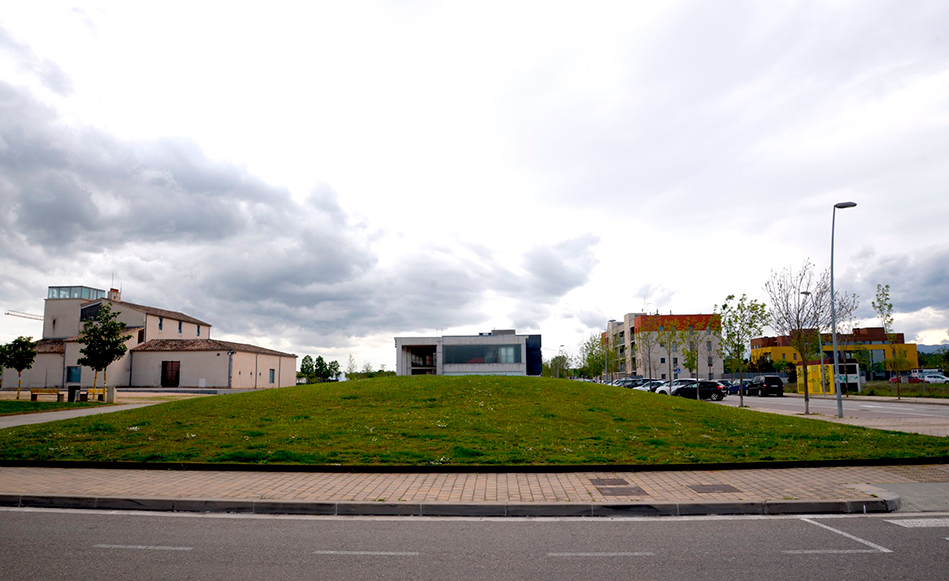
[917,344,948,354]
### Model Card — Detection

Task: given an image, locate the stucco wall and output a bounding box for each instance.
[130,350,230,388]
[1,354,65,389]
[43,299,83,339]
[229,352,295,388]
[143,314,210,341]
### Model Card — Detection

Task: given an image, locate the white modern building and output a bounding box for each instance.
[395,330,542,376]
[2,285,296,389]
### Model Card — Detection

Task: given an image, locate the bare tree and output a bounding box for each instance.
[634,313,661,380]
[765,260,858,414]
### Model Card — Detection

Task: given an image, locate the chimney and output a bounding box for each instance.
[108,288,121,301]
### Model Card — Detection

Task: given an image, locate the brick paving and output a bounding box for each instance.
[2,464,947,505]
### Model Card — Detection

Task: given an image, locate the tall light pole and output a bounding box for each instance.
[830,201,857,418]
[557,344,565,379]
[800,291,826,396]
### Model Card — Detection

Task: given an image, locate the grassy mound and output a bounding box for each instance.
[1,376,947,465]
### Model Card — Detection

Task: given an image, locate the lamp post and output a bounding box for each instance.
[557,344,565,379]
[830,201,856,418]
[800,291,826,396]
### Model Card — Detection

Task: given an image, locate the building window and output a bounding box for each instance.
[707,340,712,351]
[444,344,522,365]
[660,357,666,364]
[673,357,678,366]
[138,329,145,344]
[178,321,182,334]
[661,373,666,379]
[66,366,81,383]
[197,325,201,337]
[793,353,797,361]
[269,369,275,383]
[158,317,163,331]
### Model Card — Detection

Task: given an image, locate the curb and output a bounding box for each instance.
[782,393,949,406]
[0,493,899,517]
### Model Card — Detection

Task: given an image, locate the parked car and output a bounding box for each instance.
[672,380,727,401]
[922,374,949,384]
[749,375,784,397]
[652,381,673,395]
[715,380,741,395]
[889,376,922,384]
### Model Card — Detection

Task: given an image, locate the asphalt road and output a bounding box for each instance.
[2,509,948,580]
[715,393,949,420]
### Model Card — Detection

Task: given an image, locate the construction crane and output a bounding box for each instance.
[4,310,43,321]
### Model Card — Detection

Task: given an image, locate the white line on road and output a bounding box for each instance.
[800,518,892,553]
[885,518,949,528]
[783,549,882,554]
[547,552,655,557]
[313,550,419,556]
[94,544,193,551]
[856,406,946,418]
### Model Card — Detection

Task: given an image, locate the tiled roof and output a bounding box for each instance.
[35,339,65,354]
[105,300,211,327]
[132,339,295,358]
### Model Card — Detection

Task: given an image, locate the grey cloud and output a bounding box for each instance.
[844,245,949,316]
[0,27,74,96]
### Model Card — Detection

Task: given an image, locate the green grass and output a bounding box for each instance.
[0,376,947,466]
[0,400,106,417]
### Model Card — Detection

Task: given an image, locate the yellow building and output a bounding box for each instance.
[751,327,918,377]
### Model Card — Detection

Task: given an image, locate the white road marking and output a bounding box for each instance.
[94,544,193,551]
[885,518,949,528]
[547,552,654,557]
[856,406,946,418]
[799,518,892,553]
[313,550,419,556]
[783,549,881,554]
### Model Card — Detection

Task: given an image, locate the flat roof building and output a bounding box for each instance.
[395,330,542,377]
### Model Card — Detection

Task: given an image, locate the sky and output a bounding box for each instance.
[1,1,948,370]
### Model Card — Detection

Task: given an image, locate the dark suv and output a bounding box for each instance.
[672,380,727,401]
[749,375,784,397]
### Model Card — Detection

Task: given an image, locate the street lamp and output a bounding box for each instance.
[830,201,856,418]
[800,291,826,396]
[557,344,565,379]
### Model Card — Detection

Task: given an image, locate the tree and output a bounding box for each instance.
[677,324,702,400]
[548,352,571,379]
[328,360,341,380]
[765,260,857,414]
[872,284,909,398]
[76,303,130,403]
[5,336,37,400]
[634,314,661,381]
[361,361,373,377]
[346,355,357,378]
[718,294,768,408]
[314,356,329,381]
[578,334,604,380]
[300,355,315,380]
[655,321,680,384]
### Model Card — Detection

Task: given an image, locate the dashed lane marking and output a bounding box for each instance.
[547,552,655,557]
[885,518,949,528]
[94,544,193,551]
[313,550,419,556]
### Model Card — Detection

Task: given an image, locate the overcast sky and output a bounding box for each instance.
[1,1,947,369]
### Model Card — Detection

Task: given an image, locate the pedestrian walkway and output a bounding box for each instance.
[3,464,948,517]
[0,403,158,430]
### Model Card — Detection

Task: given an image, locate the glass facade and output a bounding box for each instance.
[47,286,106,300]
[444,344,522,365]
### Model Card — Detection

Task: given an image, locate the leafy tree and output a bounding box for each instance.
[548,352,571,379]
[677,324,702,400]
[872,284,909,398]
[765,260,857,414]
[328,360,341,380]
[361,361,373,377]
[300,355,315,379]
[76,303,130,403]
[346,355,357,378]
[5,336,37,400]
[717,294,768,407]
[578,333,605,380]
[314,356,329,381]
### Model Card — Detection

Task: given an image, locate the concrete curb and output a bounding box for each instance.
[782,393,949,406]
[0,493,900,517]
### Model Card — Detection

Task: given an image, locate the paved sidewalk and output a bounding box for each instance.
[3,464,948,517]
